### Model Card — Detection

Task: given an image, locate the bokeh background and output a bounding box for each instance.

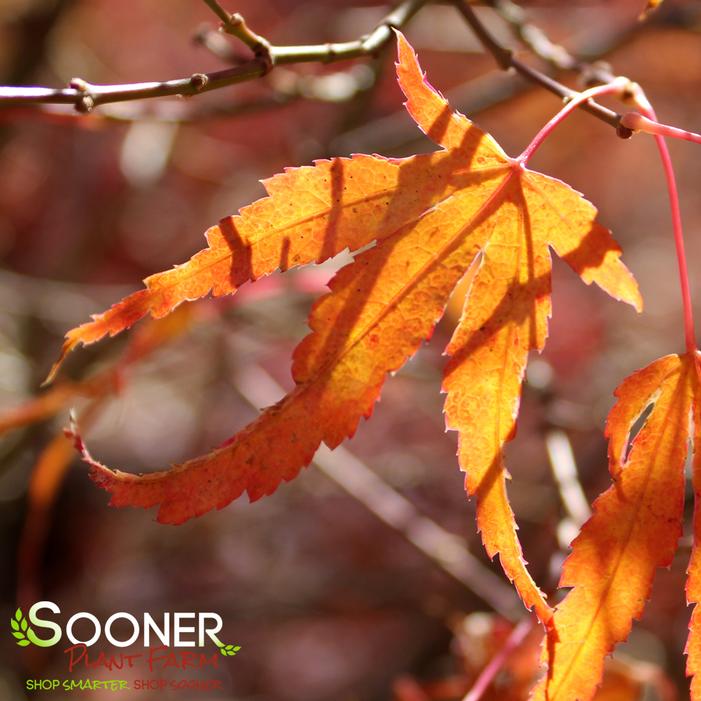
[1,0,700,699]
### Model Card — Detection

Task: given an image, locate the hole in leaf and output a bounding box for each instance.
[624,402,654,463]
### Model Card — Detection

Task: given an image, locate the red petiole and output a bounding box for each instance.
[628,89,697,353]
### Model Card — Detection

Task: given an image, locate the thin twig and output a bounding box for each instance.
[0,63,376,124]
[330,5,645,154]
[201,0,233,28]
[545,430,591,528]
[487,0,616,84]
[234,364,522,620]
[461,617,534,701]
[202,0,273,61]
[454,1,630,134]
[225,14,272,58]
[0,0,425,111]
[0,63,269,112]
[545,429,591,550]
[527,361,591,550]
[0,0,628,136]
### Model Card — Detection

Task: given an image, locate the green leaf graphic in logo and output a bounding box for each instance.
[10,607,52,648]
[216,641,241,657]
[11,608,33,647]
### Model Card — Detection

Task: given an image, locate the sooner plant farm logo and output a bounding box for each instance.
[12,602,240,693]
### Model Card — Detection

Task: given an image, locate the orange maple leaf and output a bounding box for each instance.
[532,351,701,701]
[58,34,641,630]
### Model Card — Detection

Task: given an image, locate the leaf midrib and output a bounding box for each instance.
[302,167,517,387]
[548,365,687,701]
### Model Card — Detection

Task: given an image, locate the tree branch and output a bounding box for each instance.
[0,0,425,112]
[0,0,629,136]
[486,0,614,82]
[201,0,234,28]
[454,1,630,135]
[205,2,273,59]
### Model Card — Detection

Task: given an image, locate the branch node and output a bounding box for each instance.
[75,94,95,114]
[616,122,634,139]
[68,77,96,112]
[190,73,209,91]
[322,42,337,64]
[68,77,89,92]
[219,10,273,68]
[228,12,244,28]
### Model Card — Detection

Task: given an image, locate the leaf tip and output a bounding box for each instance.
[392,28,409,52]
[630,286,644,314]
[393,29,422,98]
[43,339,76,386]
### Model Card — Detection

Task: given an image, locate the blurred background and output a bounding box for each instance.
[0,0,700,699]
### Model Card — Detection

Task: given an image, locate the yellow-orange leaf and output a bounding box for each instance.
[605,355,680,476]
[533,353,696,701]
[64,36,639,634]
[48,150,477,382]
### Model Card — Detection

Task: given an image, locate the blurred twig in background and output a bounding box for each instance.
[235,363,523,621]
